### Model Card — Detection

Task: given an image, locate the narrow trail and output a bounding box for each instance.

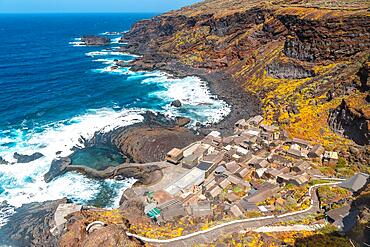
[126,182,340,246]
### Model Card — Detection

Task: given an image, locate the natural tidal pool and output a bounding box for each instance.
[70,146,125,171]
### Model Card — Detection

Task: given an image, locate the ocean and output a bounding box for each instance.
[0,13,230,227]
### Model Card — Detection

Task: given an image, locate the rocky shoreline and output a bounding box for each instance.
[43,112,201,183]
[118,51,262,135]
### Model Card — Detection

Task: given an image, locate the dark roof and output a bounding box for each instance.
[197,161,214,171]
[340,173,369,193]
[326,205,351,221]
[326,204,359,233]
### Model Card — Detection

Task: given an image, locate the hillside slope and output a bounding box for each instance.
[121,0,369,148]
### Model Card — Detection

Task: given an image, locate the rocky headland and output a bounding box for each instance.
[118,0,369,151]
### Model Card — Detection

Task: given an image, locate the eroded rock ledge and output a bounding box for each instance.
[44,112,201,183]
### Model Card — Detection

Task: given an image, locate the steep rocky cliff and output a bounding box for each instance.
[120,0,370,148]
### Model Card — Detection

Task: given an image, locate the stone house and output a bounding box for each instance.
[323,151,339,165]
[248,115,264,127]
[227,175,251,191]
[225,161,241,174]
[197,160,219,178]
[292,161,311,173]
[238,199,259,212]
[206,185,223,199]
[260,124,280,141]
[160,203,187,221]
[277,174,308,186]
[308,144,325,158]
[235,119,248,130]
[244,183,279,203]
[166,148,183,164]
[263,168,283,180]
[292,137,310,149]
[230,204,244,217]
[189,201,213,218]
[340,173,369,193]
[235,167,250,179]
[325,204,357,232]
[248,157,269,169]
[219,178,232,189]
[286,146,303,159]
[182,154,200,169]
[226,192,239,203]
[253,168,267,179]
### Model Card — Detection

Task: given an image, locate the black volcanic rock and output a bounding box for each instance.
[81,35,110,46]
[13,152,44,163]
[171,99,182,107]
[266,61,315,79]
[44,157,71,183]
[0,198,67,247]
[328,99,369,145]
[0,156,8,165]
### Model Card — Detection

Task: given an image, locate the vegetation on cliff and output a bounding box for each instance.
[122,0,369,150]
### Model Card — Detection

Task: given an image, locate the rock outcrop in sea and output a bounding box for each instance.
[13,152,44,163]
[0,156,8,165]
[81,35,110,46]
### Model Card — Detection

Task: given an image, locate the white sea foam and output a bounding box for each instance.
[111,37,122,44]
[92,58,117,65]
[89,50,231,125]
[93,66,132,75]
[142,73,231,124]
[0,108,144,227]
[69,38,86,47]
[100,31,128,36]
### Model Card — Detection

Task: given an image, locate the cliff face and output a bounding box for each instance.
[121,0,370,147]
[328,97,370,145]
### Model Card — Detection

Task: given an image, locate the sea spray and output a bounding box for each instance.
[0,108,144,227]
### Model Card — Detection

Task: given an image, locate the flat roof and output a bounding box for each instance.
[197,161,214,171]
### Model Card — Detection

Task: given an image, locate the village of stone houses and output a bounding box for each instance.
[121,116,369,239]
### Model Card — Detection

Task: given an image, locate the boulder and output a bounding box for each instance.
[170,99,182,107]
[0,156,8,165]
[175,117,191,127]
[13,152,44,163]
[115,60,127,67]
[44,157,71,183]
